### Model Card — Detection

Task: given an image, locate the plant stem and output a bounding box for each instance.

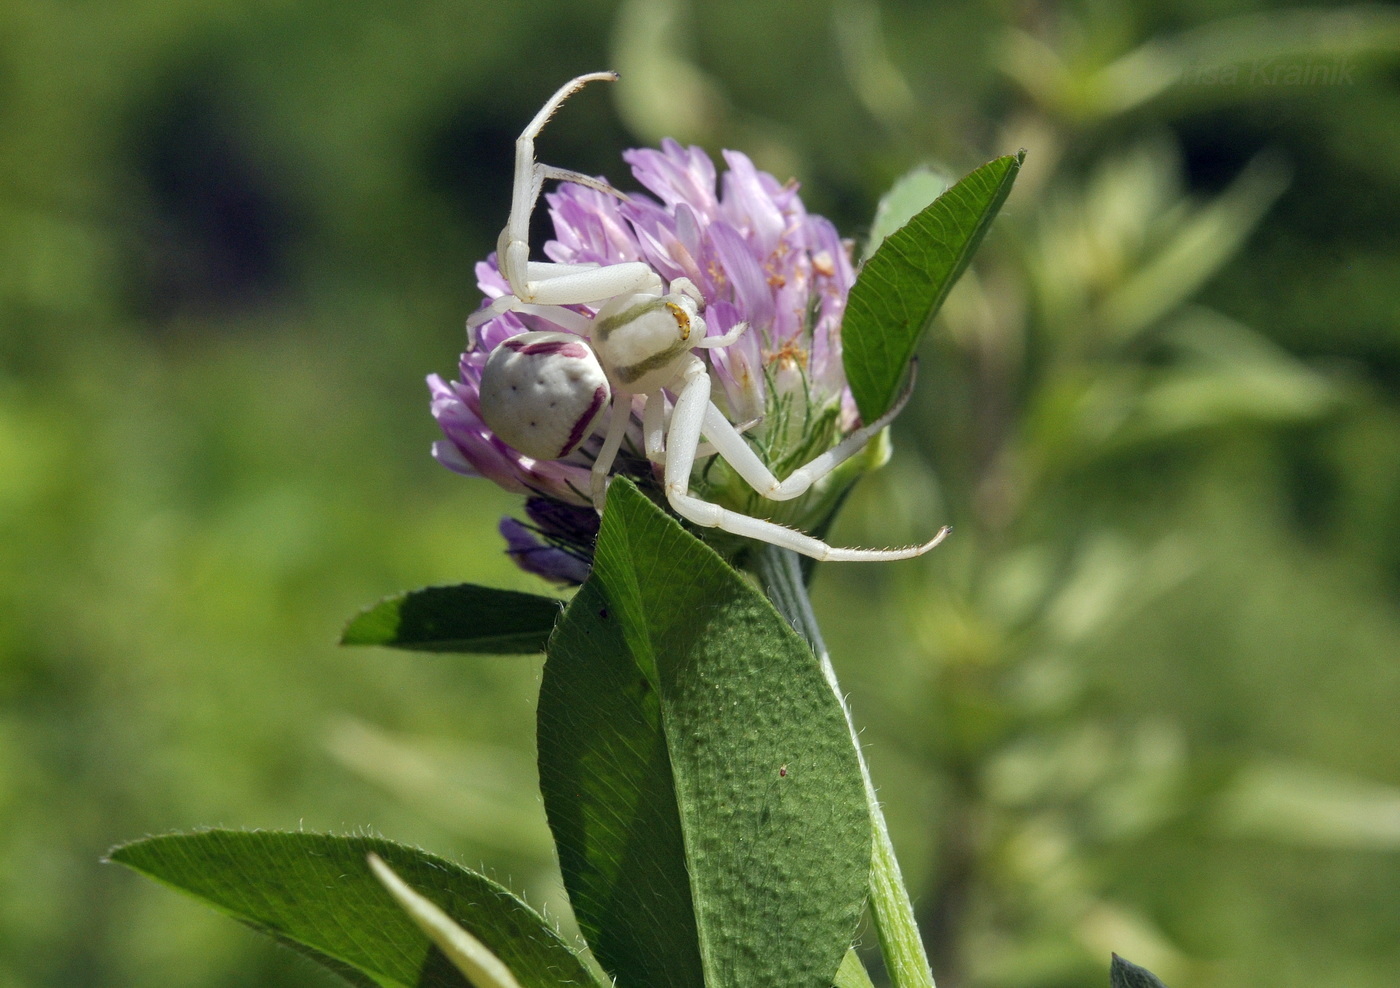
[753,545,936,988]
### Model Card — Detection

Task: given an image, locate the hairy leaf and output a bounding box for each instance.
[538,479,870,988]
[109,831,602,988]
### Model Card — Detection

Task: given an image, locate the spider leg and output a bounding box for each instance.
[499,71,619,295]
[467,292,525,332]
[591,395,636,510]
[535,166,630,203]
[508,303,592,336]
[524,261,602,280]
[693,320,749,349]
[643,389,667,461]
[663,360,947,561]
[466,264,662,332]
[648,390,757,464]
[520,263,661,307]
[696,365,917,502]
[368,855,522,988]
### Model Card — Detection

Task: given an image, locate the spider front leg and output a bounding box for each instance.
[497,71,620,294]
[467,262,664,333]
[641,317,751,464]
[465,70,669,333]
[644,388,758,466]
[697,363,919,503]
[662,360,949,562]
[466,72,664,332]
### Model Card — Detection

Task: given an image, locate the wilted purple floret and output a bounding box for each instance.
[498,496,599,584]
[431,139,861,581]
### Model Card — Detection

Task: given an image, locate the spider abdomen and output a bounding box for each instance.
[479,331,611,459]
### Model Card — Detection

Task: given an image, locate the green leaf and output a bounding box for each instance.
[109,830,603,988]
[341,584,561,654]
[833,949,878,988]
[843,152,1024,421]
[1125,310,1342,441]
[1110,954,1171,988]
[538,479,870,988]
[861,166,951,262]
[369,854,529,988]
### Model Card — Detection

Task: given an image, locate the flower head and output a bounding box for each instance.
[432,139,879,581]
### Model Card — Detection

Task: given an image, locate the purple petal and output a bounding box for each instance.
[708,221,775,328]
[499,517,592,584]
[625,139,719,217]
[704,300,767,423]
[719,150,787,255]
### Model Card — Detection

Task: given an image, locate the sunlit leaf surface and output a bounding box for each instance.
[109,831,602,988]
[538,480,870,988]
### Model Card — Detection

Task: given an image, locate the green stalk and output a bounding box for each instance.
[753,545,936,988]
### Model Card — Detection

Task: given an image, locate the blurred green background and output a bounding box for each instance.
[2,0,1398,986]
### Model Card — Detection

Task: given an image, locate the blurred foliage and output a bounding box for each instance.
[0,1,1397,988]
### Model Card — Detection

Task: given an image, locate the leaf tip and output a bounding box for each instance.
[1109,953,1171,988]
[102,839,135,867]
[339,594,398,647]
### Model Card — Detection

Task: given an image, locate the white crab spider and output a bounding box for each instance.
[469,71,949,562]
